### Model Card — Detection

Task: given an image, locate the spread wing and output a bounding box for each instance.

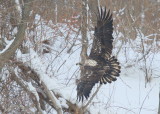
[76,7,120,102]
[77,75,98,102]
[90,7,113,58]
[76,68,100,102]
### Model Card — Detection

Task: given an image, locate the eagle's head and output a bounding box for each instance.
[76,59,97,67]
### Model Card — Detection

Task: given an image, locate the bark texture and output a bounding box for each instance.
[0,0,33,71]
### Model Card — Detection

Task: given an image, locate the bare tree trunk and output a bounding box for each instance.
[158,87,160,114]
[80,0,88,77]
[0,0,33,71]
[88,0,98,25]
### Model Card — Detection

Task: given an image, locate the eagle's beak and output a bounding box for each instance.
[76,63,83,66]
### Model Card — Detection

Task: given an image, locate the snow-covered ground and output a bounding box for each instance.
[15,22,160,114]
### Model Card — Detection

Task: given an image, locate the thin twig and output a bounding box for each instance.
[139,85,155,114]
[83,84,102,111]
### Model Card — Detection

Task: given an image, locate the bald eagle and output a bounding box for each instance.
[76,7,121,102]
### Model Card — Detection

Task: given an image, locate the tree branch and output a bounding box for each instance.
[10,69,43,114]
[17,62,63,114]
[83,84,102,111]
[0,0,33,70]
[80,0,88,77]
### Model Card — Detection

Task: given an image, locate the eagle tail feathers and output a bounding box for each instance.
[100,56,121,84]
[110,56,121,74]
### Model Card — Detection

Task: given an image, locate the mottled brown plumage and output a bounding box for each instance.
[77,7,121,102]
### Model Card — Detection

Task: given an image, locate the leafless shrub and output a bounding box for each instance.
[0,0,159,113]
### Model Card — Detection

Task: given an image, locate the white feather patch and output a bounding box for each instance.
[85,59,97,66]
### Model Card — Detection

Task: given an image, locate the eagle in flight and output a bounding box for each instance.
[76,7,121,102]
